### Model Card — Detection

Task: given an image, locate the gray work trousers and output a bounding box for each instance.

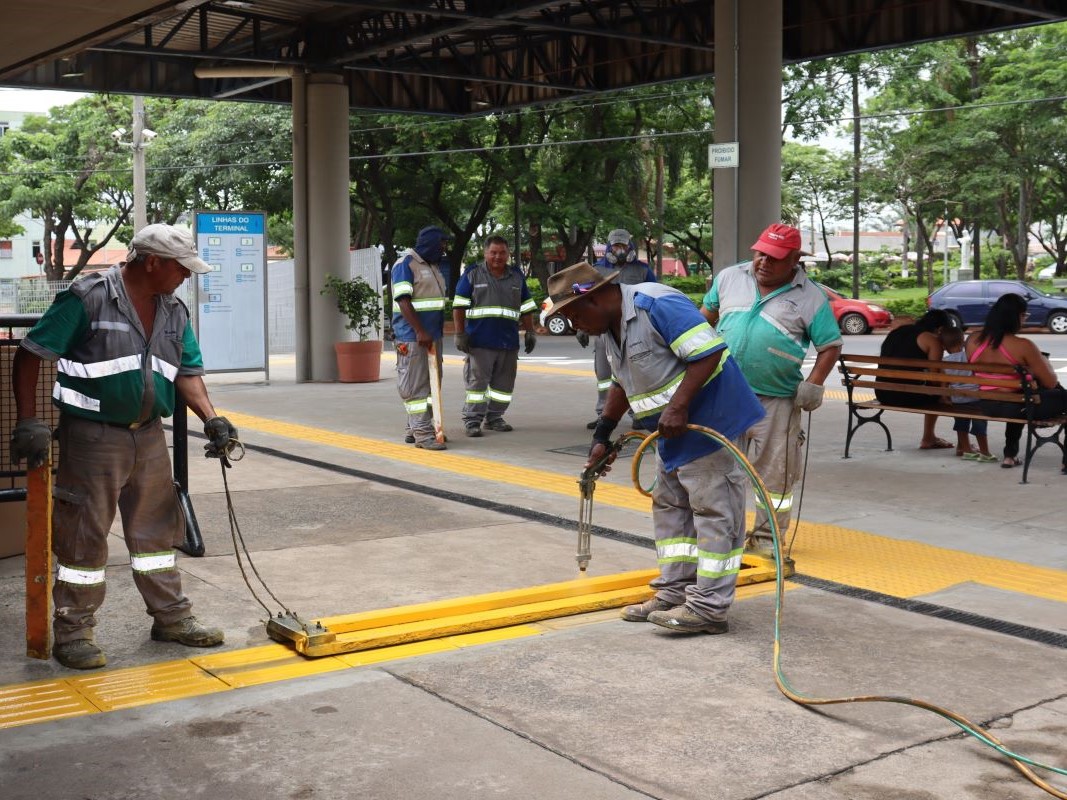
[593,334,612,416]
[742,395,804,548]
[396,339,443,445]
[52,415,190,644]
[462,346,518,426]
[649,444,747,622]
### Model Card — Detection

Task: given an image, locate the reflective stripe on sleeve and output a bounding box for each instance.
[56,564,106,585]
[696,548,743,579]
[131,552,177,574]
[58,354,141,379]
[151,356,179,381]
[392,281,413,297]
[452,295,472,308]
[53,383,101,412]
[519,299,537,314]
[657,537,698,564]
[670,326,723,360]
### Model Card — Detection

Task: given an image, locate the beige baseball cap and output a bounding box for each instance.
[127,224,212,274]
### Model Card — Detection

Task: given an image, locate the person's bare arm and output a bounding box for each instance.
[12,348,43,420]
[1018,338,1059,388]
[174,375,217,422]
[807,344,841,386]
[700,306,719,327]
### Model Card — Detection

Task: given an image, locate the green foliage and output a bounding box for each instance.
[321,275,382,341]
[882,298,929,319]
[662,275,706,295]
[525,277,546,307]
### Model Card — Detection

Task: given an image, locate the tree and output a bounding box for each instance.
[0,95,134,280]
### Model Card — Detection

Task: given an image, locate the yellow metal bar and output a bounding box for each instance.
[315,569,659,634]
[301,585,654,656]
[25,462,52,660]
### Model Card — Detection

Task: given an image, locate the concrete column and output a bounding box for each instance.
[291,71,310,382]
[302,73,351,381]
[713,0,782,272]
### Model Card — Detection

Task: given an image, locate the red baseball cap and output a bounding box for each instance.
[751,223,802,260]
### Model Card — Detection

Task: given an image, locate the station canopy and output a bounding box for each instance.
[1,1,1065,115]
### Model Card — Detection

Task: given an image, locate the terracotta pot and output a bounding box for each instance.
[334,340,382,383]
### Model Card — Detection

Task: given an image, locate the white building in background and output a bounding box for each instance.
[0,108,49,280]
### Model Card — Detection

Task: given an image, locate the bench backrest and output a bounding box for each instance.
[838,354,1029,403]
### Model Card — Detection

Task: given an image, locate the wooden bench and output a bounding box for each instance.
[838,354,1067,483]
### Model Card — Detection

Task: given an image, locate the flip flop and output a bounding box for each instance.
[961,452,980,461]
[1001,457,1022,469]
[919,438,954,450]
[976,453,998,463]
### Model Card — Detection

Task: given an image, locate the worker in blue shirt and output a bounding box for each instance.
[546,261,765,635]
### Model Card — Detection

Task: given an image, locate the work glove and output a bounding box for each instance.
[454,332,470,354]
[794,381,825,412]
[10,417,52,470]
[575,330,590,348]
[524,330,537,354]
[203,416,239,459]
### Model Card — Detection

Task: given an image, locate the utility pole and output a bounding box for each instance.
[132,95,147,233]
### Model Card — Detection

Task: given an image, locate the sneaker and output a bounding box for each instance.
[485,419,513,432]
[403,433,415,444]
[53,639,107,670]
[586,419,599,430]
[150,616,224,647]
[464,424,483,438]
[620,596,677,622]
[647,605,729,635]
[415,440,447,451]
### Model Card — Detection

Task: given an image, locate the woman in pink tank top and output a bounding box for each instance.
[964,293,1066,472]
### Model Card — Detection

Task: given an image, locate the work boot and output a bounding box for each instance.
[586,419,599,430]
[465,424,483,438]
[415,440,447,451]
[403,432,415,444]
[620,596,677,622]
[647,605,729,635]
[745,532,776,557]
[484,418,513,432]
[53,639,107,670]
[151,616,224,647]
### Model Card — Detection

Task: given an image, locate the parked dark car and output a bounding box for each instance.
[816,283,894,335]
[927,280,1067,334]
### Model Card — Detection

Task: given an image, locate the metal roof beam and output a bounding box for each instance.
[958,0,1064,21]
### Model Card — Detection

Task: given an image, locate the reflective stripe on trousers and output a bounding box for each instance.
[51,415,189,644]
[396,340,442,443]
[649,443,746,621]
[462,346,519,426]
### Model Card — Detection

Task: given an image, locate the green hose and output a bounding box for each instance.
[624,423,1067,799]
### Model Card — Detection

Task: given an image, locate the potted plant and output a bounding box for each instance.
[322,274,384,382]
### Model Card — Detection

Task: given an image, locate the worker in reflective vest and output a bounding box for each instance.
[10,224,235,670]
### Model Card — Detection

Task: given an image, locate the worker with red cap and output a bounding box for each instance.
[700,223,842,554]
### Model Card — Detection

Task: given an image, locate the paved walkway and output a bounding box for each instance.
[1,346,1065,799]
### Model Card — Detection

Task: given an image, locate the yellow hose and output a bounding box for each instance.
[624,424,1067,799]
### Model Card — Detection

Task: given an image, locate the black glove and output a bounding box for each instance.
[10,417,52,470]
[203,416,238,459]
[576,330,590,348]
[454,332,470,354]
[524,330,537,354]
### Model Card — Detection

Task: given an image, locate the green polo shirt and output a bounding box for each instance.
[702,262,842,397]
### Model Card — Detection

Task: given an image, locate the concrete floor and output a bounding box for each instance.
[1,339,1065,799]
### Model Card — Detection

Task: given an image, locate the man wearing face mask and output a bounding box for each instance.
[700,223,842,554]
[391,225,451,450]
[579,228,657,429]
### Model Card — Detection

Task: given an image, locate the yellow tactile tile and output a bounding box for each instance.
[446,625,544,647]
[334,639,459,667]
[67,660,229,711]
[0,678,99,729]
[190,644,350,688]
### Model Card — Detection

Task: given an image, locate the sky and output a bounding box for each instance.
[0,88,88,113]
